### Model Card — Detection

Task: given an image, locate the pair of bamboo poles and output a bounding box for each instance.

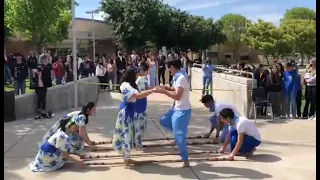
[84,135,234,166]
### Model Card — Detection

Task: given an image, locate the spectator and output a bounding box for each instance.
[53,56,65,85]
[302,59,316,118]
[115,51,127,90]
[79,55,91,78]
[4,48,12,85]
[32,54,52,114]
[39,47,52,64]
[106,58,116,91]
[11,52,28,95]
[88,57,95,76]
[96,61,107,91]
[181,52,191,75]
[266,65,282,118]
[130,50,137,65]
[201,60,214,96]
[283,62,300,118]
[276,62,285,117]
[64,55,74,83]
[259,69,270,115]
[296,72,303,118]
[157,49,166,85]
[252,64,264,87]
[147,52,159,88]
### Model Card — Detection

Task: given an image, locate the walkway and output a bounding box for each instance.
[4,92,316,180]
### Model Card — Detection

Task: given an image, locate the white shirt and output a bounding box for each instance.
[131,54,136,62]
[231,116,261,141]
[173,75,191,110]
[96,65,106,77]
[78,57,83,69]
[214,102,241,117]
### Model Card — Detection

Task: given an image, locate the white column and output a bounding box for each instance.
[71,0,78,108]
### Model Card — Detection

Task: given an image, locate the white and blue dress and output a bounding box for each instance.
[29,130,72,172]
[134,76,149,146]
[39,111,87,154]
[112,82,145,159]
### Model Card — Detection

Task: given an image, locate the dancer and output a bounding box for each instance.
[112,67,156,169]
[200,95,241,143]
[134,62,150,146]
[156,58,192,168]
[29,118,85,172]
[39,102,97,156]
[218,108,261,160]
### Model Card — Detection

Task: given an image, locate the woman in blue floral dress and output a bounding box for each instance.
[29,118,85,172]
[38,102,97,155]
[112,66,156,168]
[134,62,150,146]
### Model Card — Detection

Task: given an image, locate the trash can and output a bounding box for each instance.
[4,90,16,122]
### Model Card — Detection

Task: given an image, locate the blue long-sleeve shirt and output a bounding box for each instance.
[283,69,300,95]
[202,64,214,77]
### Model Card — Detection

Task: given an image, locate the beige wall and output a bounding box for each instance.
[190,67,256,118]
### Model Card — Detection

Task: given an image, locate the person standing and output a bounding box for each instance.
[147,52,159,88]
[11,52,28,95]
[106,58,117,91]
[39,47,52,64]
[156,59,192,168]
[4,48,12,85]
[96,61,107,91]
[64,55,74,83]
[157,50,166,85]
[26,50,38,84]
[283,62,300,118]
[201,60,214,96]
[167,48,179,86]
[79,55,91,79]
[131,50,137,66]
[53,56,65,85]
[302,59,316,119]
[266,65,283,118]
[115,51,127,91]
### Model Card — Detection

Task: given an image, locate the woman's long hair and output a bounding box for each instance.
[59,117,76,132]
[78,102,96,124]
[309,58,316,76]
[119,67,138,90]
[270,65,281,84]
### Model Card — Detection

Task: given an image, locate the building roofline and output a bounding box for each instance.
[75,17,109,25]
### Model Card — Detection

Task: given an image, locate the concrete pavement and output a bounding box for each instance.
[4,92,316,180]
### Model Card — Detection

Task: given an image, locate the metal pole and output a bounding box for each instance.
[92,13,96,61]
[72,0,78,108]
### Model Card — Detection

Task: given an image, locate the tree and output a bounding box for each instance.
[5,0,72,51]
[282,7,316,22]
[219,14,250,62]
[4,0,11,43]
[281,19,316,65]
[245,19,292,64]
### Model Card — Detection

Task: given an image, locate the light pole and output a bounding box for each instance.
[71,0,78,108]
[86,10,99,60]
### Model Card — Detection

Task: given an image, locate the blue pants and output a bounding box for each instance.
[209,115,229,142]
[14,80,26,95]
[230,128,260,154]
[160,109,191,161]
[4,65,11,83]
[202,76,212,95]
[284,91,297,117]
[55,77,63,85]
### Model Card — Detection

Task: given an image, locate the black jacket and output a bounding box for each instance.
[115,56,126,72]
[157,55,166,71]
[11,62,28,81]
[266,74,282,92]
[27,56,38,69]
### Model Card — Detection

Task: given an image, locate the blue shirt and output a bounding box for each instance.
[283,69,300,95]
[202,64,214,77]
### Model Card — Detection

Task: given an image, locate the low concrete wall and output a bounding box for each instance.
[190,67,256,117]
[15,77,99,120]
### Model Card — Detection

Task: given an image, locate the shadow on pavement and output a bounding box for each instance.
[193,163,273,179]
[246,154,282,163]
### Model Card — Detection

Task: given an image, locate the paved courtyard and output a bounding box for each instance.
[4,92,316,180]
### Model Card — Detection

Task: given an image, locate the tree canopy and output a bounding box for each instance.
[5,0,72,50]
[100,0,225,51]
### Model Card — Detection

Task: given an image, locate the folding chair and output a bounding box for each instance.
[250,87,273,119]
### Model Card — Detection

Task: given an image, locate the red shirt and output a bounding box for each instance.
[53,62,65,77]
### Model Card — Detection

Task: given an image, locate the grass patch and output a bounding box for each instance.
[4,79,35,94]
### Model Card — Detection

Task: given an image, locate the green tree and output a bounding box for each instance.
[245,19,292,64]
[280,19,316,65]
[4,0,11,43]
[282,7,316,22]
[5,0,72,50]
[220,14,250,62]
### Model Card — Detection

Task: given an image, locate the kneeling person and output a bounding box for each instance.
[218,108,261,159]
[200,95,241,143]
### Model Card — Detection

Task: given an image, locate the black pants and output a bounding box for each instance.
[116,71,123,91]
[35,87,47,112]
[296,90,302,117]
[98,76,106,90]
[158,69,165,85]
[169,74,173,86]
[303,86,317,117]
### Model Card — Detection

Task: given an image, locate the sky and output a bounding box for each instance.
[76,0,316,26]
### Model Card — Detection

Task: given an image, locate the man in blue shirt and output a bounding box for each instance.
[200,95,241,143]
[201,60,214,95]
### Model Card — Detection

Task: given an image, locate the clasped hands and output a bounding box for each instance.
[151,85,167,94]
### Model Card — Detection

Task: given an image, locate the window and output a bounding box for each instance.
[240,55,250,61]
